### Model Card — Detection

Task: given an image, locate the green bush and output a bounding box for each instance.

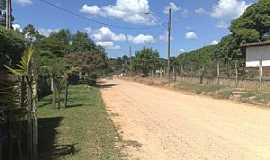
[0,26,26,71]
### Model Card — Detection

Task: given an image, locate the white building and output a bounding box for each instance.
[242,41,270,67]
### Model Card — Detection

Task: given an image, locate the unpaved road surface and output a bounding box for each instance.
[100,79,270,160]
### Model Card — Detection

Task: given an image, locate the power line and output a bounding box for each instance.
[38,0,161,31]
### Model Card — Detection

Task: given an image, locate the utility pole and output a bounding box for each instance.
[167,8,172,83]
[129,46,132,67]
[126,34,132,72]
[5,0,11,29]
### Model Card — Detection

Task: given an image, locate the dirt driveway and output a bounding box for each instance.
[100,79,270,160]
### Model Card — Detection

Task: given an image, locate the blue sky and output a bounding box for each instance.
[12,0,256,58]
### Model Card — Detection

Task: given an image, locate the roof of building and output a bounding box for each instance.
[241,41,270,48]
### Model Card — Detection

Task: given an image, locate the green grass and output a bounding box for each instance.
[174,80,270,105]
[38,85,122,160]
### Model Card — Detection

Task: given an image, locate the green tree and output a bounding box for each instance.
[0,26,26,71]
[70,31,96,52]
[231,0,270,41]
[131,48,160,76]
[23,24,44,42]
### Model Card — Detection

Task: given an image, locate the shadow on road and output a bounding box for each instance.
[95,80,118,89]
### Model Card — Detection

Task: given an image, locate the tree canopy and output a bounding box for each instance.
[131,48,160,75]
[177,0,270,69]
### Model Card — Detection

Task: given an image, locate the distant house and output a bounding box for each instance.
[242,41,270,67]
[242,41,270,76]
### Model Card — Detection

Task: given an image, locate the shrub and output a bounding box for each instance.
[0,26,26,71]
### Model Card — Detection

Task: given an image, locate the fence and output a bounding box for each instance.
[0,72,38,160]
[153,60,270,91]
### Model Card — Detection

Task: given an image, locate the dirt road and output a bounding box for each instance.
[100,79,270,160]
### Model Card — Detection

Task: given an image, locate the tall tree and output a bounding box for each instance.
[70,31,96,52]
[131,48,160,76]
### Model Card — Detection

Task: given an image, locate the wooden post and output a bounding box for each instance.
[259,56,263,90]
[167,8,172,84]
[160,67,162,79]
[31,61,38,160]
[200,65,205,84]
[64,78,69,108]
[180,65,184,81]
[235,61,238,88]
[216,61,220,85]
[51,77,56,108]
[172,66,176,82]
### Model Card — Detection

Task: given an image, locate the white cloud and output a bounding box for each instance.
[15,0,32,6]
[210,40,219,45]
[130,34,155,44]
[91,26,126,42]
[164,2,181,14]
[185,32,198,40]
[211,0,250,28]
[90,26,154,47]
[80,0,156,25]
[12,24,22,32]
[96,41,121,50]
[80,5,101,15]
[38,28,60,37]
[195,8,207,15]
[179,49,185,53]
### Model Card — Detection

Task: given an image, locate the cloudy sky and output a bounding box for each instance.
[13,0,256,58]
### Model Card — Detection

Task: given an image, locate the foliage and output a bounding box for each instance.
[0,26,26,71]
[176,45,216,71]
[230,0,270,42]
[5,47,34,76]
[23,24,45,42]
[131,48,160,75]
[70,31,97,52]
[65,50,108,76]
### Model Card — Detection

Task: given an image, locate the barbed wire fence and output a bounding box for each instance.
[151,59,270,91]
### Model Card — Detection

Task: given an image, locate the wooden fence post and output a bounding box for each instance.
[259,56,263,90]
[180,65,184,81]
[200,65,205,84]
[173,67,176,82]
[235,61,238,88]
[32,61,38,160]
[216,61,220,85]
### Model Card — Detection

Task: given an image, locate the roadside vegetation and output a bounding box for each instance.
[0,22,115,159]
[38,84,123,160]
[124,76,270,107]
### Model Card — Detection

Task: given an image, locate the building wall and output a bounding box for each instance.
[246,45,270,67]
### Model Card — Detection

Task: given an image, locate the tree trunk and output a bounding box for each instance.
[200,66,205,84]
[57,90,61,110]
[51,77,56,108]
[64,79,69,108]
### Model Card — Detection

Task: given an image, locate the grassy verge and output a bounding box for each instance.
[38,85,122,160]
[175,81,270,104]
[125,76,270,106]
